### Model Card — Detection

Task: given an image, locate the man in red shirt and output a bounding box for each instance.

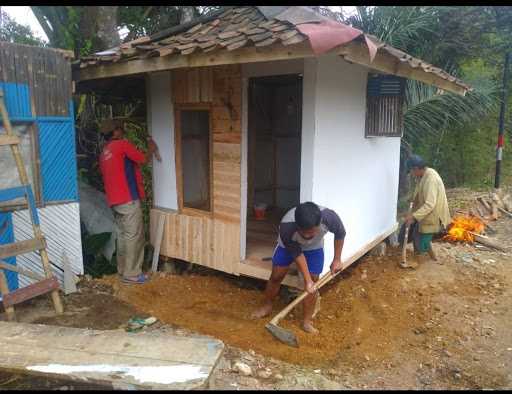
[99,119,158,284]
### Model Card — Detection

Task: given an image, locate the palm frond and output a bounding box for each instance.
[404,78,499,144]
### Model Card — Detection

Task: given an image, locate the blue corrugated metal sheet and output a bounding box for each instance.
[0,82,32,120]
[2,82,78,203]
[38,117,78,202]
[0,213,19,291]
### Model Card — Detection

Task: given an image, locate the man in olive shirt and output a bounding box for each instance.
[404,155,451,263]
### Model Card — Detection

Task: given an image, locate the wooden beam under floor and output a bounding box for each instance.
[239,223,398,290]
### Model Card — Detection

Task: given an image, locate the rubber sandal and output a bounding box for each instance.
[122,273,149,284]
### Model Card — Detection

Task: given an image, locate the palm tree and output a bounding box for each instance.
[341,6,499,193]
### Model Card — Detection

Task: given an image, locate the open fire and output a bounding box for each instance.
[443,215,485,243]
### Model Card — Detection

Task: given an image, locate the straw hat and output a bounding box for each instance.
[99,118,124,134]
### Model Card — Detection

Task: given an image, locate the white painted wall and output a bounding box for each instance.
[240,78,248,259]
[312,54,401,275]
[147,71,178,210]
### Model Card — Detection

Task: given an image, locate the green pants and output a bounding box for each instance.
[418,233,434,254]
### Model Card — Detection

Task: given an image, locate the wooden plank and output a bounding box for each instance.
[2,277,59,307]
[0,269,16,320]
[213,132,241,144]
[151,214,166,272]
[213,142,241,163]
[474,233,507,252]
[0,135,21,146]
[0,238,45,259]
[239,259,300,288]
[150,209,240,275]
[498,207,512,218]
[0,321,224,390]
[0,261,46,282]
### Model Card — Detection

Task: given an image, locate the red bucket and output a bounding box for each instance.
[254,203,267,220]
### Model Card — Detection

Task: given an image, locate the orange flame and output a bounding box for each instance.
[443,215,485,243]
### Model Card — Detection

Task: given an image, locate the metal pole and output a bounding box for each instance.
[495,51,511,189]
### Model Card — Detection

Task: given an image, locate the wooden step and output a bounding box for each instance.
[0,238,45,259]
[2,277,59,307]
[0,135,20,146]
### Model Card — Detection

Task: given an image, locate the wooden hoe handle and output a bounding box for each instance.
[269,269,339,325]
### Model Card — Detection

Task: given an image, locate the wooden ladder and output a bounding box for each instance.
[0,88,63,321]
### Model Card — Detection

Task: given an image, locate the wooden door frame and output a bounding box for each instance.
[174,102,214,218]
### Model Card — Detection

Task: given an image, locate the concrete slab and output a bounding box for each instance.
[0,321,224,390]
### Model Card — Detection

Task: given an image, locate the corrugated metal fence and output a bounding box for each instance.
[0,42,81,291]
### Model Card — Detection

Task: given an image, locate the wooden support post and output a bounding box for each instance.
[37,237,64,314]
[151,215,166,273]
[0,270,16,321]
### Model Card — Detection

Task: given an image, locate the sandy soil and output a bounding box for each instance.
[1,188,512,390]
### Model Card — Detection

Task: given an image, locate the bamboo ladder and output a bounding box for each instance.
[0,88,63,321]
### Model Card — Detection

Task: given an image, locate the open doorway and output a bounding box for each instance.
[245,74,303,263]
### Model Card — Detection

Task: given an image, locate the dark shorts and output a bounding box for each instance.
[272,246,324,275]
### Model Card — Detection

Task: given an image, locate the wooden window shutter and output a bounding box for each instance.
[365,74,405,138]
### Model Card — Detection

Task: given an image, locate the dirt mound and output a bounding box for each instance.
[98,249,443,368]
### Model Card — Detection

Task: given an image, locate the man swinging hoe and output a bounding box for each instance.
[252,202,346,334]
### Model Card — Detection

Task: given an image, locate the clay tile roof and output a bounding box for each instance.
[75,6,305,67]
[74,6,470,93]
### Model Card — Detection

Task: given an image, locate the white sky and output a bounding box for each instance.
[2,6,49,42]
[1,6,358,46]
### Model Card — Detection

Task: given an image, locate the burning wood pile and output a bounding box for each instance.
[443,190,511,252]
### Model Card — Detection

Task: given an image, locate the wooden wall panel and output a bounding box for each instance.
[0,42,71,117]
[154,64,242,274]
[172,67,215,104]
[150,209,240,274]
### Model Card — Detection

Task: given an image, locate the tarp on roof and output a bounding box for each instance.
[264,6,379,60]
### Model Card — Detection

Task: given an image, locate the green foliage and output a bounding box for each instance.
[118,6,220,42]
[0,10,46,46]
[83,232,111,256]
[82,231,117,278]
[404,78,499,145]
[349,6,440,55]
[123,121,153,240]
[345,5,511,192]
[118,6,181,40]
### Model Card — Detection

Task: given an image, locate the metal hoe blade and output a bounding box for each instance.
[265,322,299,347]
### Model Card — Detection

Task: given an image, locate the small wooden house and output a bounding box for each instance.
[73,6,469,287]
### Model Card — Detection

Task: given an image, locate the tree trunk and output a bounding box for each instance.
[79,6,120,53]
[96,6,120,49]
